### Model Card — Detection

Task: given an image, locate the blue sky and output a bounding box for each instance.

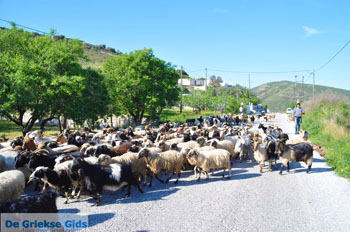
[0,0,349,90]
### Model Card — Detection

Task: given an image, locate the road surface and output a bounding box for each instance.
[56,113,350,232]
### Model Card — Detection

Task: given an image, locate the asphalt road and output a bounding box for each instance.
[56,113,350,232]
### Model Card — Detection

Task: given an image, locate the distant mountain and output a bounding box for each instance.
[251,81,350,112]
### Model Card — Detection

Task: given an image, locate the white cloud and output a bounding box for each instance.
[303,26,320,37]
[213,8,228,14]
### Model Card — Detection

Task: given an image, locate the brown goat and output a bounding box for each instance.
[112,142,133,156]
[56,134,67,144]
[22,138,37,151]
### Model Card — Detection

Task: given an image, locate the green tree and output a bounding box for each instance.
[104,49,180,124]
[209,75,223,88]
[0,26,107,135]
[62,68,110,128]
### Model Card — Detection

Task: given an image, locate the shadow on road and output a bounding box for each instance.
[88,213,115,227]
[295,167,333,173]
[57,164,264,207]
[312,158,325,163]
[58,208,80,213]
[91,167,263,205]
[233,161,257,169]
[231,173,262,179]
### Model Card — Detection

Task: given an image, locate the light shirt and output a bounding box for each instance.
[293,107,304,117]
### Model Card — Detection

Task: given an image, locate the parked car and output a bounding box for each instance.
[253,105,266,116]
[286,108,293,114]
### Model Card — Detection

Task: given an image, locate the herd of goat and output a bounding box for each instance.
[0,114,325,213]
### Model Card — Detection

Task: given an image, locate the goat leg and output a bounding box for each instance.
[124,185,132,198]
[287,162,290,172]
[165,172,175,183]
[75,189,82,199]
[206,171,209,181]
[279,164,284,175]
[64,191,69,204]
[94,194,102,206]
[136,182,144,193]
[155,174,165,183]
[174,172,180,184]
[42,183,48,193]
[149,174,153,187]
[142,175,147,186]
[274,157,277,169]
[307,165,311,173]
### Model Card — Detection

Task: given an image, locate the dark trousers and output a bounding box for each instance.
[295,116,302,133]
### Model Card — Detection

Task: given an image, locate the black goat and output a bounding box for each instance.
[71,158,144,206]
[29,167,73,203]
[0,192,58,213]
[11,137,23,148]
[264,136,277,170]
[28,151,57,170]
[278,141,313,174]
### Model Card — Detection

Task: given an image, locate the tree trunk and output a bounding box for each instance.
[110,114,113,127]
[133,115,141,125]
[62,116,67,129]
[22,117,38,137]
[58,117,63,133]
[40,117,54,132]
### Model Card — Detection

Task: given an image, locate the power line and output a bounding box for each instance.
[207,68,311,74]
[315,39,350,72]
[304,72,313,83]
[0,18,50,35]
[185,68,205,73]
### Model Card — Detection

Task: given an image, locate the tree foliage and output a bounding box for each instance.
[0,26,108,135]
[183,85,261,114]
[209,75,223,88]
[104,49,180,124]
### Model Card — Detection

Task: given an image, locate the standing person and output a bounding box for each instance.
[293,103,304,134]
[239,103,244,115]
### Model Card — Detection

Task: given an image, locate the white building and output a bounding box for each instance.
[178,77,231,91]
[178,78,207,91]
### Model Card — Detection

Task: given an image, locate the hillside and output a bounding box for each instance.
[81,44,120,69]
[0,26,119,69]
[252,81,350,112]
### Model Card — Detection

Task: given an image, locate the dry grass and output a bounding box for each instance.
[0,121,60,140]
[303,91,346,112]
[322,119,349,140]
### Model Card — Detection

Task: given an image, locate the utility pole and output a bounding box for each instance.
[302,76,304,102]
[180,65,183,114]
[205,68,208,90]
[205,68,208,111]
[294,75,298,102]
[248,74,251,103]
[312,69,315,99]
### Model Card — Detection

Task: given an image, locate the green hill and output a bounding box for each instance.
[81,43,120,69]
[0,26,120,69]
[252,81,350,112]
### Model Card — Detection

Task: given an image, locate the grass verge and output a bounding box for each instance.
[302,102,350,178]
[160,108,217,123]
[0,121,60,140]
